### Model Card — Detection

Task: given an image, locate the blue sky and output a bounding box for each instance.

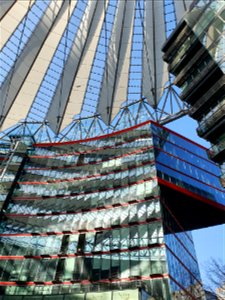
[167,115,225,288]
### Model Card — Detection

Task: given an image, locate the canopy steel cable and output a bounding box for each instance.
[0,0,32,126]
[163,0,177,83]
[108,0,127,124]
[126,0,137,107]
[152,0,157,112]
[137,0,154,106]
[57,0,72,125]
[104,0,110,122]
[161,0,178,120]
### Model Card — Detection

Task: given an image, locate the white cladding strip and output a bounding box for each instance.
[0,0,67,131]
[0,0,16,20]
[59,0,108,131]
[97,0,126,125]
[174,0,193,21]
[143,0,168,107]
[0,0,35,50]
[47,0,98,134]
[110,0,136,121]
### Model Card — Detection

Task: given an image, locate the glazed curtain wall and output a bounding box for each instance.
[0,122,171,299]
[152,123,225,205]
[0,121,222,298]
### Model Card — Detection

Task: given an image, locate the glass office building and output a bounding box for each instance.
[1,1,225,299]
[0,121,224,299]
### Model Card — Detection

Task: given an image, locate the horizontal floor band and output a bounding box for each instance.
[0,243,165,260]
[27,145,153,171]
[30,133,152,159]
[158,177,225,211]
[157,160,224,193]
[12,177,158,201]
[6,196,159,217]
[0,273,169,286]
[0,217,162,237]
[19,158,155,185]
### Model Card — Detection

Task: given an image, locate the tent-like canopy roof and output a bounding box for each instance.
[0,0,191,136]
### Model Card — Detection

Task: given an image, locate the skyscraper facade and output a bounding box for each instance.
[162,0,225,186]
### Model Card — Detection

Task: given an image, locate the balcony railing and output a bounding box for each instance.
[208,138,225,160]
[220,174,225,188]
[180,60,216,100]
[190,75,225,116]
[197,100,225,136]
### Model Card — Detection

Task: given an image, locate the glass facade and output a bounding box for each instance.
[152,124,225,205]
[162,0,225,186]
[0,121,224,299]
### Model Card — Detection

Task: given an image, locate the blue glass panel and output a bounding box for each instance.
[157,163,225,205]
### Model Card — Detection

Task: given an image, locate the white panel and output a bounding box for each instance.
[111,0,136,121]
[143,0,168,107]
[60,0,107,131]
[0,0,15,20]
[0,0,35,50]
[174,0,192,22]
[0,0,67,131]
[47,0,98,133]
[97,0,126,124]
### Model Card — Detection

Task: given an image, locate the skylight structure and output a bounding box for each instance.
[0,0,191,141]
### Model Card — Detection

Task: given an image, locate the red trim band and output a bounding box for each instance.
[168,274,199,300]
[153,132,217,167]
[158,177,225,211]
[30,133,152,159]
[34,120,207,152]
[12,177,158,201]
[34,121,153,147]
[160,197,194,245]
[6,196,159,218]
[20,158,155,185]
[0,217,162,237]
[165,244,201,285]
[155,146,218,178]
[157,161,224,193]
[0,243,165,260]
[26,145,154,171]
[164,222,199,263]
[0,273,169,286]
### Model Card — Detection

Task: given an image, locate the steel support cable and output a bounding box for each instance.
[136,0,154,106]
[160,0,189,122]
[151,0,157,111]
[57,0,72,125]
[104,0,110,122]
[107,0,127,125]
[126,0,137,106]
[0,0,32,126]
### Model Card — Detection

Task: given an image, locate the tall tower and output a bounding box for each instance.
[162,0,225,186]
[0,1,225,299]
